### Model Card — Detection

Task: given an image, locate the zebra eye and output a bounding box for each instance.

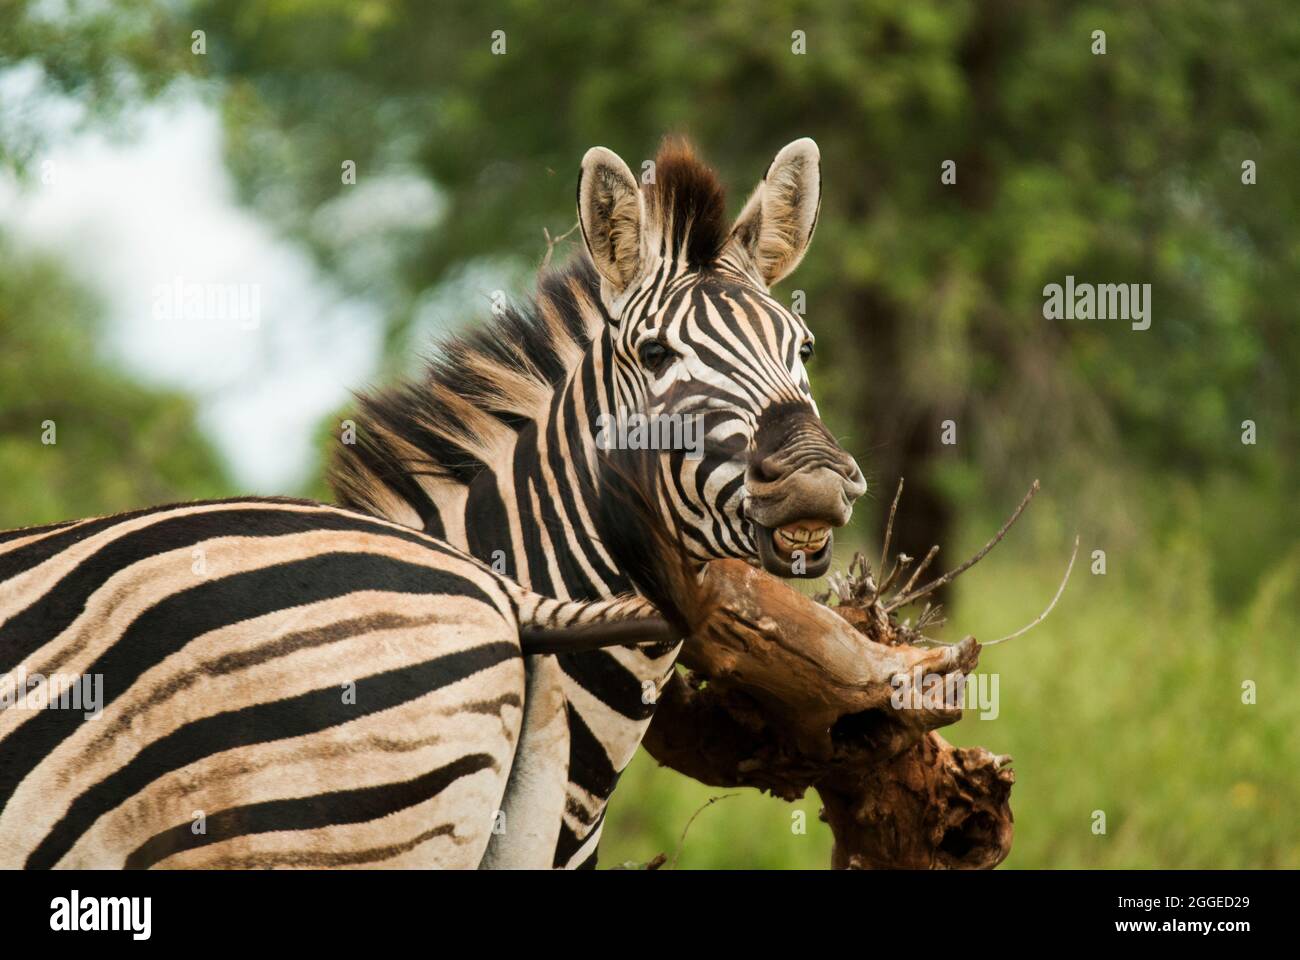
[799,341,815,363]
[637,340,675,373]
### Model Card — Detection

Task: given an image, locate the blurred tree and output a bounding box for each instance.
[0,0,192,174]
[0,233,232,528]
[4,0,1294,584]
[181,0,1296,593]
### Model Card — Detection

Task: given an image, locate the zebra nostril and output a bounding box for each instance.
[843,460,867,499]
[747,455,784,486]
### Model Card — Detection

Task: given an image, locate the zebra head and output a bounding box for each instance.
[577,138,866,579]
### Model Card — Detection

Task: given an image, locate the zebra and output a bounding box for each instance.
[330,137,867,867]
[0,497,680,869]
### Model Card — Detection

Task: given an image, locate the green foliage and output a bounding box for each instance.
[0,0,194,174]
[187,0,1297,594]
[603,756,833,870]
[0,234,233,528]
[944,499,1300,869]
[605,501,1300,868]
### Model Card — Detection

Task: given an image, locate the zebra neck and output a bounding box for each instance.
[457,330,637,603]
[444,331,683,867]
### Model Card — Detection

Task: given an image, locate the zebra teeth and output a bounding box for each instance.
[773,522,831,556]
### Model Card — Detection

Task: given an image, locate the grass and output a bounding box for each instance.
[600,498,1300,869]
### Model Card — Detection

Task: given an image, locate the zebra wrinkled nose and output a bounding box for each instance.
[744,404,865,578]
[746,454,866,528]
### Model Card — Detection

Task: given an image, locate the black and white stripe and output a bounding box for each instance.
[331,137,865,868]
[0,498,667,868]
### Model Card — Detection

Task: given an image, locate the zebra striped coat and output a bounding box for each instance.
[331,137,867,867]
[0,498,667,869]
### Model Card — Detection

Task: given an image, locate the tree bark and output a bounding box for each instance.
[640,558,1014,869]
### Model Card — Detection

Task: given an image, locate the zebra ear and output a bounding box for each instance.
[577,146,647,303]
[727,138,821,288]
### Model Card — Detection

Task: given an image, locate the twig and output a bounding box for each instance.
[916,602,945,632]
[983,535,1079,645]
[894,544,940,600]
[539,221,581,273]
[670,793,739,869]
[879,478,904,573]
[877,553,911,595]
[884,480,1040,613]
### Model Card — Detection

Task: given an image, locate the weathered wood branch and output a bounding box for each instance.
[642,560,1014,869]
[640,483,1044,869]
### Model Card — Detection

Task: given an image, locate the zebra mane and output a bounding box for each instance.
[329,137,730,528]
[647,136,729,268]
[329,256,608,526]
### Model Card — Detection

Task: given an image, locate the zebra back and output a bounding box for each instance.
[0,497,670,869]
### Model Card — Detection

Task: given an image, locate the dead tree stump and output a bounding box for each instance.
[642,553,1016,870]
